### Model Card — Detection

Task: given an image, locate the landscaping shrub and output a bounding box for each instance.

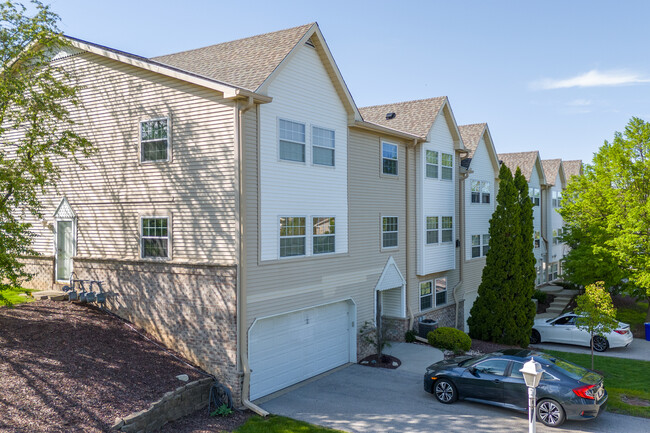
[427,327,471,352]
[404,329,416,343]
[532,289,548,305]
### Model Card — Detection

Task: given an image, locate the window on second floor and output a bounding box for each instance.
[382,216,398,248]
[382,142,398,175]
[534,230,541,248]
[471,180,481,203]
[426,150,439,178]
[426,216,439,244]
[481,181,491,203]
[441,153,453,180]
[280,216,306,257]
[279,119,306,162]
[312,126,335,166]
[553,228,563,245]
[141,118,169,162]
[471,180,491,204]
[313,217,335,254]
[482,234,490,256]
[441,216,453,243]
[529,187,540,206]
[471,234,490,258]
[552,190,562,208]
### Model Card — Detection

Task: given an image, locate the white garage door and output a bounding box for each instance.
[249,300,353,400]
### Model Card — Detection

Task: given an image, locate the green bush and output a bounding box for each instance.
[405,329,416,343]
[427,327,471,352]
[532,289,548,305]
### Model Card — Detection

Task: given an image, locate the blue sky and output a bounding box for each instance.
[47,0,650,164]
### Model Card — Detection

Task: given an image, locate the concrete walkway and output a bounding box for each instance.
[531,338,650,361]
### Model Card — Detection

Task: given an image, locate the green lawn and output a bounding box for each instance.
[544,350,650,418]
[234,416,347,433]
[615,300,648,338]
[0,287,33,307]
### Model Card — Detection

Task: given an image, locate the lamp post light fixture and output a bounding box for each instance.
[520,357,544,433]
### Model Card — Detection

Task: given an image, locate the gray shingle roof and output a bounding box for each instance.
[541,159,562,186]
[458,123,486,158]
[563,160,582,180]
[359,97,447,138]
[151,23,314,91]
[498,151,541,182]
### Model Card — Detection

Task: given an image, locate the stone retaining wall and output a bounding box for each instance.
[112,377,214,432]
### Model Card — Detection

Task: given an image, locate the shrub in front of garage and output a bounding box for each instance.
[427,327,471,353]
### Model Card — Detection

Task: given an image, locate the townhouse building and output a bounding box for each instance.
[542,159,567,282]
[12,22,585,406]
[457,124,500,332]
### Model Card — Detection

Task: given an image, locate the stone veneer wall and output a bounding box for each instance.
[414,302,464,334]
[20,256,55,290]
[112,377,214,432]
[21,257,241,404]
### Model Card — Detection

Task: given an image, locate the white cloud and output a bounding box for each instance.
[533,69,650,90]
[566,99,592,106]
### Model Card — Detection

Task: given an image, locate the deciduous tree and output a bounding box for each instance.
[0,0,92,303]
[574,282,618,369]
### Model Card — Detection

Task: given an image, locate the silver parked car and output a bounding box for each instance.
[530,313,633,351]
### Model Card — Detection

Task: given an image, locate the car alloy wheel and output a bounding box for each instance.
[537,399,565,427]
[434,379,457,404]
[530,329,541,344]
[593,335,609,352]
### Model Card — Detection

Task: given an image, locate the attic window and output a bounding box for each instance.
[305,37,315,48]
[386,112,396,120]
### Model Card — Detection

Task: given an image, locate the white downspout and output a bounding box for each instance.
[453,150,469,329]
[235,97,269,416]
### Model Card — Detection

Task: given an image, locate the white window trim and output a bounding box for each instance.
[381,215,399,249]
[435,277,448,307]
[311,125,335,168]
[278,215,308,259]
[381,141,399,177]
[470,180,491,204]
[471,234,482,258]
[426,216,439,245]
[440,153,453,181]
[419,280,433,312]
[278,118,307,164]
[312,216,336,255]
[140,215,171,260]
[441,216,453,243]
[139,116,172,164]
[425,149,439,180]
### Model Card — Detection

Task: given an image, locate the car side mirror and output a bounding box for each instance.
[468,367,478,376]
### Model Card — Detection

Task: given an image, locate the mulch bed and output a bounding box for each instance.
[0,300,224,433]
[160,407,253,432]
[358,353,401,369]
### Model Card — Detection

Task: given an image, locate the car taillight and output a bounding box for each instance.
[573,384,596,400]
[614,329,628,335]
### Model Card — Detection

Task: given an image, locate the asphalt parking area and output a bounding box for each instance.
[259,363,648,433]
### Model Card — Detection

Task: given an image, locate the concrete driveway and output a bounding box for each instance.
[259,343,648,433]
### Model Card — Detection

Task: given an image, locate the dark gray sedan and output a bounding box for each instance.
[423,349,607,427]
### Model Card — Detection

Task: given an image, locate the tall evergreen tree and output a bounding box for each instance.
[468,164,523,344]
[513,167,537,346]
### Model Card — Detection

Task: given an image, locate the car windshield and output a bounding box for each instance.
[538,354,589,381]
[459,354,491,367]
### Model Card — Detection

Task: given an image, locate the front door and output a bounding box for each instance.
[56,220,73,281]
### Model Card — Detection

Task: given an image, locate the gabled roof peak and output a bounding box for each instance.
[359,97,449,138]
[498,151,545,183]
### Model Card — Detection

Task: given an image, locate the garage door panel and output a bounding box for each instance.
[249,301,353,400]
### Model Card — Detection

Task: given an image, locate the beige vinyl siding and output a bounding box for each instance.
[17,51,237,264]
[243,125,409,329]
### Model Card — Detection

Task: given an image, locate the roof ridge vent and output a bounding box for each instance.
[386,112,396,120]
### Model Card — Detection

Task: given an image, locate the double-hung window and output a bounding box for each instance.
[435,278,447,306]
[441,153,453,180]
[553,228,563,245]
[441,217,453,243]
[313,217,335,254]
[141,118,169,162]
[471,234,490,258]
[482,234,490,256]
[471,180,481,203]
[529,187,540,206]
[141,217,169,258]
[382,142,398,175]
[279,119,306,162]
[471,235,481,258]
[534,230,541,248]
[420,281,433,311]
[312,127,335,166]
[426,216,439,244]
[426,150,439,178]
[382,216,398,248]
[552,190,562,208]
[280,217,306,257]
[481,181,491,203]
